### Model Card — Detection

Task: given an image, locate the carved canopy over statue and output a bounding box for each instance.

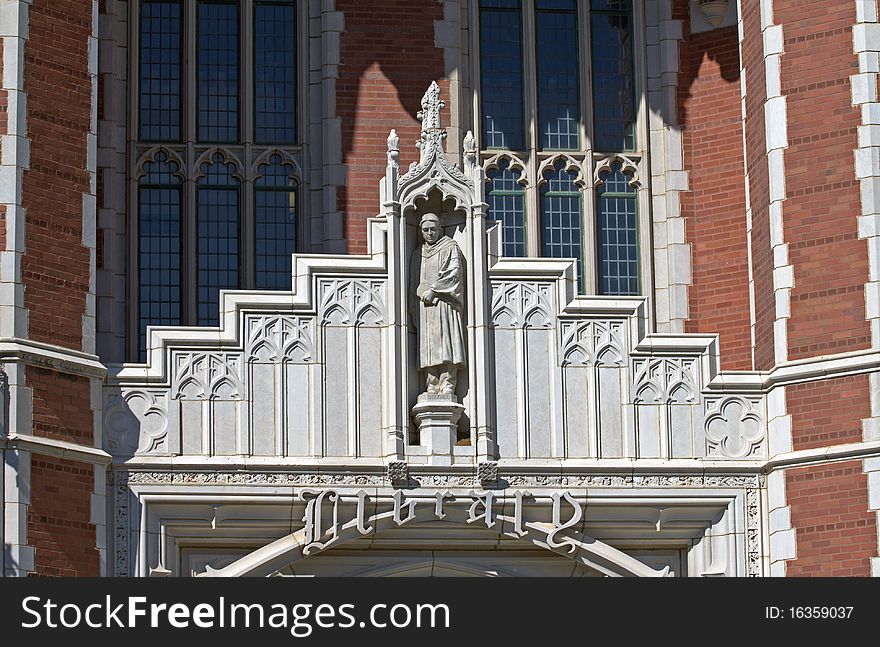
[413,212,466,396]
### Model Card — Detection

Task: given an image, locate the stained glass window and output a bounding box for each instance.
[479,0,524,150]
[597,163,639,295]
[541,160,584,288]
[255,1,297,143]
[255,156,297,289]
[197,154,240,325]
[138,152,182,360]
[197,1,239,142]
[536,0,579,150]
[487,160,526,257]
[139,1,182,141]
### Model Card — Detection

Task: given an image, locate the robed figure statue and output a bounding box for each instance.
[413,212,466,396]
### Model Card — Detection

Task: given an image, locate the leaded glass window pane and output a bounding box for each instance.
[479,0,524,150]
[597,163,639,295]
[541,161,584,288]
[536,0,579,150]
[255,1,296,144]
[487,160,526,257]
[198,1,239,143]
[591,0,636,151]
[255,156,297,290]
[139,1,182,141]
[197,155,240,325]
[138,153,182,360]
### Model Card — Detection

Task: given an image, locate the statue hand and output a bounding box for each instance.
[423,289,438,306]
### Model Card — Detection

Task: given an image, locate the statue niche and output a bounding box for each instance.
[413,212,466,398]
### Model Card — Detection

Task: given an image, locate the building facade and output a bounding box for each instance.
[1,0,879,577]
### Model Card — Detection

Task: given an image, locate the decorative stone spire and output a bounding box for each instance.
[415,81,447,163]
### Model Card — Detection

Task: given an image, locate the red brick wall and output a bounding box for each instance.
[680,19,752,370]
[786,460,877,576]
[21,0,92,351]
[26,367,98,576]
[336,0,447,253]
[774,1,869,360]
[27,456,99,577]
[28,367,93,445]
[787,375,870,451]
[740,0,776,371]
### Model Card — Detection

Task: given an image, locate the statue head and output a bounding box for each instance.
[419,212,441,245]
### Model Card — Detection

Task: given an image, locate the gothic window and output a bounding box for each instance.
[476,0,645,295]
[132,0,303,360]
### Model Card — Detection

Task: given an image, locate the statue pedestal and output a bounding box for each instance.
[412,394,464,466]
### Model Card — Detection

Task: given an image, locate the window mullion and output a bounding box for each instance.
[582,157,598,294]
[185,0,197,144]
[242,153,255,289]
[242,0,254,144]
[185,152,198,325]
[523,0,540,258]
[579,0,593,153]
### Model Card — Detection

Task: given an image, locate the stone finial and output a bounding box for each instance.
[463,130,477,173]
[387,129,400,169]
[415,81,447,162]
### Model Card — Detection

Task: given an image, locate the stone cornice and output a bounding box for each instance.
[2,434,112,466]
[0,337,107,379]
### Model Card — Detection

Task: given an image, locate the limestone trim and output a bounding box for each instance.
[112,482,755,577]
[1,434,112,466]
[763,439,880,473]
[851,0,880,577]
[0,0,32,577]
[0,337,107,378]
[646,0,690,334]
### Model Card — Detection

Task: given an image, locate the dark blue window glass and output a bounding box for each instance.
[197,154,240,325]
[536,0,579,150]
[139,1,182,141]
[198,1,239,142]
[541,160,584,289]
[255,155,297,289]
[479,0,524,150]
[138,152,182,360]
[597,163,639,295]
[255,2,296,143]
[591,0,636,151]
[487,160,526,257]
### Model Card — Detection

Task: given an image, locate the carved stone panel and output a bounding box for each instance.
[104,389,171,455]
[318,279,386,326]
[491,282,555,329]
[704,396,765,459]
[171,352,244,400]
[246,315,315,363]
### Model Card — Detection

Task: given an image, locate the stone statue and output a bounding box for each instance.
[414,212,466,397]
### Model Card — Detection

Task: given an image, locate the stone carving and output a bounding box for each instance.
[246,315,314,363]
[593,154,640,187]
[560,319,626,366]
[318,279,386,326]
[114,477,129,577]
[399,82,472,190]
[463,130,477,173]
[632,357,697,404]
[104,389,169,454]
[478,461,499,485]
[413,212,466,396]
[172,352,244,400]
[491,281,555,329]
[704,397,765,459]
[387,461,409,486]
[387,129,400,169]
[746,488,761,576]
